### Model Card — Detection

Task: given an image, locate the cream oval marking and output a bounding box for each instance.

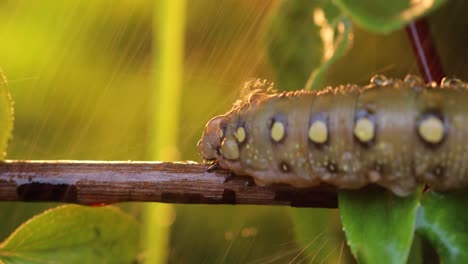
[309,120,328,144]
[417,115,445,145]
[218,128,224,139]
[235,126,246,143]
[279,162,290,173]
[271,121,285,142]
[326,162,338,173]
[219,137,239,160]
[354,117,375,143]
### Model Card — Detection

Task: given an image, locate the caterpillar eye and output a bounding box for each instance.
[198,115,225,160]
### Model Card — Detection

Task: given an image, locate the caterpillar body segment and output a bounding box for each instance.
[198,76,468,196]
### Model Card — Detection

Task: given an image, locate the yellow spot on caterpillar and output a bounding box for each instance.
[218,129,224,139]
[308,120,328,143]
[354,117,375,142]
[220,137,239,160]
[418,116,444,144]
[235,126,246,143]
[271,121,285,142]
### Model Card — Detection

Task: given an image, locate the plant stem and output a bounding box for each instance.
[405,19,444,82]
[0,160,338,208]
[145,0,186,263]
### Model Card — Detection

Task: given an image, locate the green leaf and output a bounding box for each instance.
[333,0,446,33]
[306,18,352,90]
[0,70,14,158]
[406,234,423,264]
[266,0,352,91]
[339,187,421,264]
[0,205,140,264]
[0,203,55,242]
[416,191,468,264]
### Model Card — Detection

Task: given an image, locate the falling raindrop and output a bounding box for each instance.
[404,74,424,86]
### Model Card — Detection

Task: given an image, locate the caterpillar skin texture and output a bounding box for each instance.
[198,76,468,196]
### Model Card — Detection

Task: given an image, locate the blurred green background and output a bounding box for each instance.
[0,0,466,263]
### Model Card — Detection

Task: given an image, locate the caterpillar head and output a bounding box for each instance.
[198,115,224,160]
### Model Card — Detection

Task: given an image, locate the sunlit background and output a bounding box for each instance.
[0,0,467,263]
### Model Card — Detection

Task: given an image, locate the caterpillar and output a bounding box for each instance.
[198,75,468,196]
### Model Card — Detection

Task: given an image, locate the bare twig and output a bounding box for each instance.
[0,160,337,208]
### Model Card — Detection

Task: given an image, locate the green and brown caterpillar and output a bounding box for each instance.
[198,75,468,196]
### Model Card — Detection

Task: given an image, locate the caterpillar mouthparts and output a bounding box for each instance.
[198,75,468,196]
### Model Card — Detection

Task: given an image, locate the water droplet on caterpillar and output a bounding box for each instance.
[370,74,390,86]
[441,77,463,89]
[404,74,424,86]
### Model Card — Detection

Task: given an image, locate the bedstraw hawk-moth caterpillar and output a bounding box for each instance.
[198,75,468,196]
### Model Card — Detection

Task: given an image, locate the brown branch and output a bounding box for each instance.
[0,160,337,208]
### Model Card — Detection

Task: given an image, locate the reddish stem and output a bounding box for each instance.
[406,19,445,82]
